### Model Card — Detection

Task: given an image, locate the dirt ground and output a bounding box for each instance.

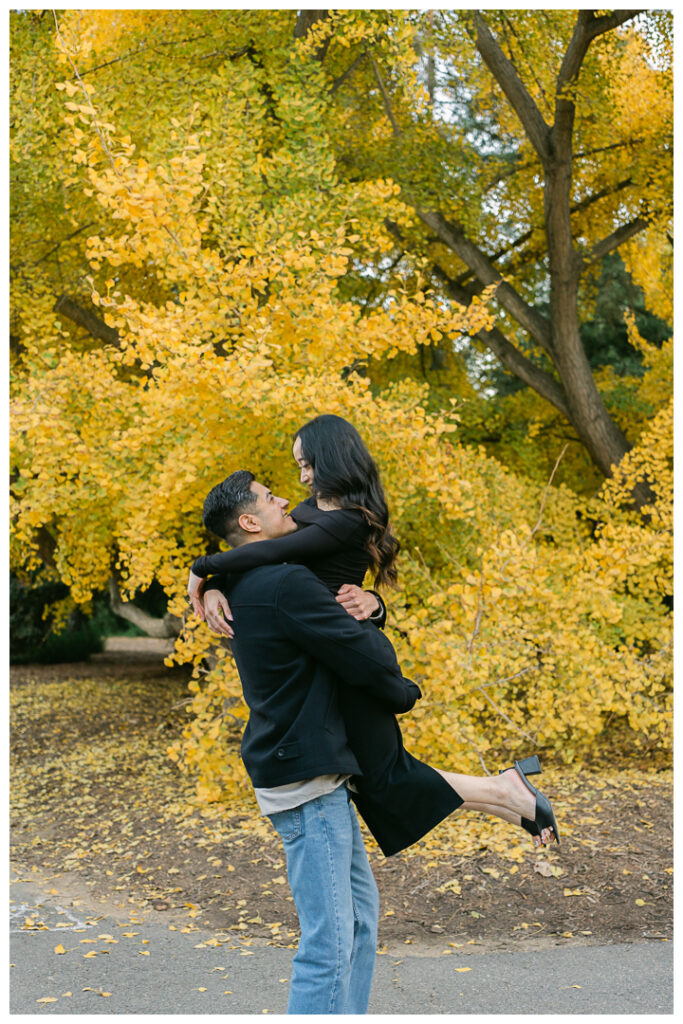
[10,655,673,955]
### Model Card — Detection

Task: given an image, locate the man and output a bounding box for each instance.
[198,470,420,1014]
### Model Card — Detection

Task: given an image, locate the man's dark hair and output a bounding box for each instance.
[202,470,256,544]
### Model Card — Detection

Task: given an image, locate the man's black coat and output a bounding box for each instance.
[223,563,420,788]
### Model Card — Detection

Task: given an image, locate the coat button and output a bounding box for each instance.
[277,749,285,757]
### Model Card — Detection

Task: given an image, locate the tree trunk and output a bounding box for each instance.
[461,11,645,483]
[293,10,330,61]
[543,156,632,477]
[108,578,182,638]
[549,300,631,476]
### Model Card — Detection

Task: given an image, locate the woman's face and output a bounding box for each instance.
[292,436,314,491]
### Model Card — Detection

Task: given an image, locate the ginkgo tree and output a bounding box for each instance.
[10,9,671,805]
[294,9,672,487]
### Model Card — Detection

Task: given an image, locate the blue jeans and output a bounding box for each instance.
[268,785,379,1014]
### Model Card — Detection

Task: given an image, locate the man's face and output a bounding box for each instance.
[243,480,297,540]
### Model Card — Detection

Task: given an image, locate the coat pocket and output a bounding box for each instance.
[274,740,300,761]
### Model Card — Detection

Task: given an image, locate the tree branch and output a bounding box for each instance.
[108,578,181,639]
[330,52,367,95]
[370,56,401,136]
[479,325,570,418]
[434,265,570,418]
[53,295,120,346]
[416,209,553,354]
[383,216,566,412]
[74,31,218,79]
[556,12,601,101]
[473,12,552,165]
[31,223,96,267]
[477,178,636,279]
[587,10,647,40]
[560,11,647,85]
[555,11,645,143]
[585,216,650,266]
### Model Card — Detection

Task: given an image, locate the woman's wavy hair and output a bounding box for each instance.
[294,414,399,587]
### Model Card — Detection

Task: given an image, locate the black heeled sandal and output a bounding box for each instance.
[500,755,560,845]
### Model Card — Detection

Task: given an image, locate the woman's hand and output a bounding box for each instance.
[187,570,207,621]
[335,584,380,621]
[203,588,234,639]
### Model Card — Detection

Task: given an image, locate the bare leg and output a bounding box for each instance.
[434,767,533,816]
[434,768,554,844]
[460,801,521,826]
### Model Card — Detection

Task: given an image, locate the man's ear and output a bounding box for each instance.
[237,511,261,534]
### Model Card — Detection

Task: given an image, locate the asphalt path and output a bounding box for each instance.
[10,880,673,1015]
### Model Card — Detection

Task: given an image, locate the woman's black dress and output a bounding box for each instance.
[192,497,462,856]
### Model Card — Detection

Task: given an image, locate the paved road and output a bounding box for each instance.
[10,880,672,1014]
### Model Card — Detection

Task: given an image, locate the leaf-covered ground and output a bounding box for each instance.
[10,656,672,954]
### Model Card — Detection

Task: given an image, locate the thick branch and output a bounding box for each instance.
[555,11,645,143]
[434,265,570,419]
[585,217,649,266]
[416,209,553,354]
[478,327,570,418]
[557,12,602,101]
[108,578,181,639]
[440,177,635,294]
[585,10,647,41]
[473,12,551,165]
[53,295,120,346]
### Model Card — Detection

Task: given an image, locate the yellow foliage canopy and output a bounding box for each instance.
[10,10,672,805]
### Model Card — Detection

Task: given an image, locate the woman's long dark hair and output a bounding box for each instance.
[295,414,399,587]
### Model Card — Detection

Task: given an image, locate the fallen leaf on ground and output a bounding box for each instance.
[436,878,461,895]
[534,861,563,877]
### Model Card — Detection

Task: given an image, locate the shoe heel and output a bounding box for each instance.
[535,791,560,845]
[516,755,541,776]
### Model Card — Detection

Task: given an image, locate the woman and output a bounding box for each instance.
[188,414,559,856]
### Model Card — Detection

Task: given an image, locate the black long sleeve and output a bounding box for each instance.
[191,522,346,578]
[274,566,420,713]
